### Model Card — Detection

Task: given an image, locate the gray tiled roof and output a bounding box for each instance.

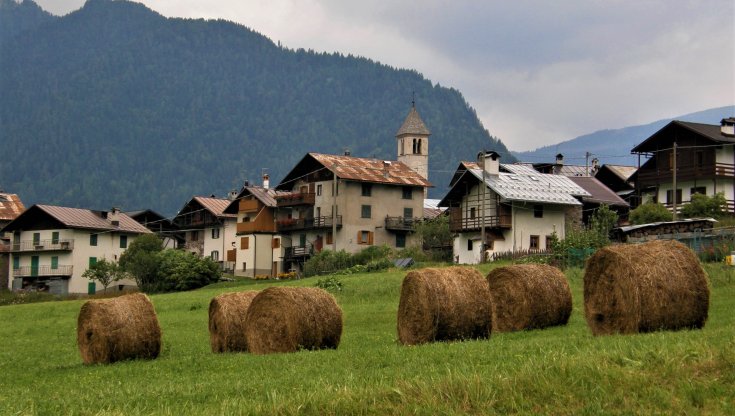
[395,107,431,136]
[467,169,589,206]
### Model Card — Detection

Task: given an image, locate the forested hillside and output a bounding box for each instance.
[0,0,513,215]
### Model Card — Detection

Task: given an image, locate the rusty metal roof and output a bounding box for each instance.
[0,193,25,221]
[310,153,432,187]
[193,196,237,218]
[35,205,151,233]
[396,107,431,136]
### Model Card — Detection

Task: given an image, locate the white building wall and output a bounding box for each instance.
[658,178,735,207]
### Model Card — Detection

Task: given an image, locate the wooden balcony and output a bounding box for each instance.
[238,199,260,213]
[236,216,276,233]
[13,265,73,277]
[448,207,512,232]
[10,239,74,252]
[637,163,735,186]
[284,244,313,260]
[275,192,315,207]
[385,216,420,231]
[276,215,342,232]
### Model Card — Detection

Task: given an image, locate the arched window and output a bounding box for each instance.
[412,138,417,154]
[417,139,422,154]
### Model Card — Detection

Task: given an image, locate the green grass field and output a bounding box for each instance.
[0,263,733,415]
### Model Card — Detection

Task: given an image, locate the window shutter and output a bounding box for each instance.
[326,232,333,245]
[272,238,280,249]
[241,237,249,249]
[368,231,374,245]
[357,230,361,242]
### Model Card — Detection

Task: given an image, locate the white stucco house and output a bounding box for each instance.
[2,205,151,294]
[173,196,237,271]
[439,151,590,264]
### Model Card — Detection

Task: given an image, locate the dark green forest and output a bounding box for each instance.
[0,0,514,216]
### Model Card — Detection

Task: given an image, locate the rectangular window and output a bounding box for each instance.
[89,234,98,246]
[467,239,473,251]
[51,256,58,270]
[666,189,682,204]
[12,255,19,270]
[362,183,372,197]
[403,207,413,218]
[361,205,372,218]
[191,230,199,241]
[242,262,247,271]
[402,187,413,200]
[316,207,321,218]
[530,235,540,250]
[326,232,333,245]
[545,235,554,250]
[396,233,406,248]
[120,235,128,249]
[317,184,322,196]
[272,238,281,249]
[51,232,60,245]
[358,230,373,245]
[696,151,704,168]
[33,233,40,246]
[534,205,543,218]
[691,187,706,196]
[211,228,220,239]
[470,207,476,219]
[89,257,97,267]
[240,236,249,249]
[300,234,307,247]
[211,251,219,261]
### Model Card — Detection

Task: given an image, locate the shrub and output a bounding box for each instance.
[681,192,726,219]
[82,259,126,292]
[119,234,163,292]
[315,276,343,292]
[365,258,393,272]
[630,202,673,225]
[303,249,353,277]
[351,244,392,265]
[156,249,221,292]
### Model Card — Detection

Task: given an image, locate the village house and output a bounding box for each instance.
[594,164,638,207]
[222,175,288,278]
[172,196,237,271]
[439,152,590,264]
[631,118,735,214]
[1,205,150,294]
[0,192,26,290]
[125,208,183,249]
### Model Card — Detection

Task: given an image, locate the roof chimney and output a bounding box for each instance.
[227,189,238,201]
[478,151,500,176]
[383,161,392,178]
[344,148,351,156]
[263,173,270,189]
[721,118,735,137]
[109,207,120,227]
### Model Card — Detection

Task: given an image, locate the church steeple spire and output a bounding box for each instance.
[396,101,431,187]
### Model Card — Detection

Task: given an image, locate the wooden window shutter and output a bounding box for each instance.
[326,232,333,245]
[368,231,374,245]
[357,230,361,243]
[272,238,280,249]
[241,236,249,249]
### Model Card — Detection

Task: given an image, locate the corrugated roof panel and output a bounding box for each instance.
[468,169,589,206]
[37,205,151,233]
[194,196,237,218]
[311,153,432,187]
[0,193,25,221]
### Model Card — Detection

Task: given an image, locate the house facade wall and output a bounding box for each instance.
[8,228,139,294]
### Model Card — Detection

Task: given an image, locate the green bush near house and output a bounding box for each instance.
[681,192,727,219]
[630,202,674,224]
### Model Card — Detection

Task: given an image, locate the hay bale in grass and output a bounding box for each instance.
[209,291,259,353]
[486,264,572,332]
[77,293,161,364]
[244,287,342,354]
[584,240,710,336]
[397,267,493,345]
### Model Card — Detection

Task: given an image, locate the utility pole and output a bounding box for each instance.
[332,164,337,251]
[672,142,678,220]
[480,152,486,263]
[585,152,592,176]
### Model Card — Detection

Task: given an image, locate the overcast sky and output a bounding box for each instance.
[34,0,735,152]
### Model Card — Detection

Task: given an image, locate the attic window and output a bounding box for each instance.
[530,176,539,181]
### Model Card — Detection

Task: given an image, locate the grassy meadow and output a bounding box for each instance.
[0,262,733,415]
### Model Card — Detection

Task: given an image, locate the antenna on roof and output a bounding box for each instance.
[411,90,415,108]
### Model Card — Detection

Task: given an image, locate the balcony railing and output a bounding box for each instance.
[449,214,512,232]
[637,163,735,186]
[385,216,420,231]
[276,215,342,232]
[284,244,314,260]
[13,265,73,277]
[238,199,260,213]
[10,239,74,252]
[275,192,316,207]
[237,216,277,233]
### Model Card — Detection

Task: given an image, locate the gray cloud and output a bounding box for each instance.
[33,0,735,152]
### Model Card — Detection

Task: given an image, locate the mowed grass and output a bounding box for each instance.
[0,263,733,415]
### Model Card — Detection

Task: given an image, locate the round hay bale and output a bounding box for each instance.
[209,290,259,353]
[584,240,710,336]
[244,287,343,354]
[397,266,493,345]
[77,293,161,364]
[486,264,572,332]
